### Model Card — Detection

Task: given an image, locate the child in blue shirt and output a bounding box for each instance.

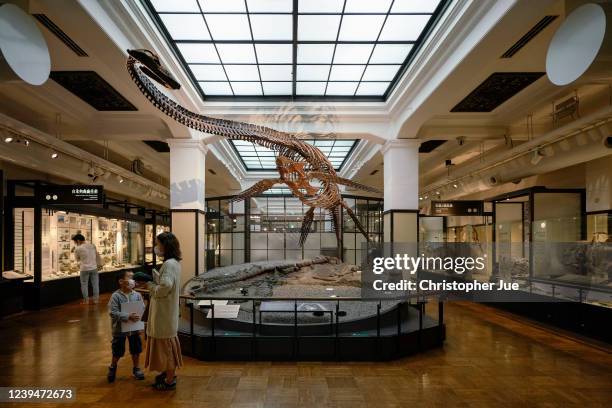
[107,270,145,383]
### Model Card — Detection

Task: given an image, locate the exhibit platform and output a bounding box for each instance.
[174,294,445,361]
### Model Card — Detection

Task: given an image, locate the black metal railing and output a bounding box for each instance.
[171,291,445,360]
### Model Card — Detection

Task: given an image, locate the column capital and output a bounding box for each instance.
[167,138,209,155]
[381,138,421,155]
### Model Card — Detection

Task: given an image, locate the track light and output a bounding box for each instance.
[530,149,545,165]
[4,136,31,146]
[50,151,58,159]
[452,183,458,189]
[87,163,97,179]
[419,197,423,201]
[117,174,124,183]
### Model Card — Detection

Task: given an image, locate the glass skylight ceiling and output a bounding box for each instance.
[146,0,446,99]
[230,139,357,171]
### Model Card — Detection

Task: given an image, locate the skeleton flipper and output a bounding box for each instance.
[329,206,342,243]
[298,207,316,247]
[230,178,282,202]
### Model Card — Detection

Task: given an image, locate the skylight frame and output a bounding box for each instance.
[229,139,359,172]
[144,0,450,101]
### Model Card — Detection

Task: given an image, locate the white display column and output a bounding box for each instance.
[382,139,420,243]
[168,139,208,286]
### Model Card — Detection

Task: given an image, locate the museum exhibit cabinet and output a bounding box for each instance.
[4,181,146,309]
[490,187,611,342]
[144,209,170,267]
[418,215,446,243]
[586,210,610,244]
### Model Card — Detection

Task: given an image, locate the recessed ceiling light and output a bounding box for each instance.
[453,184,458,188]
[4,137,13,143]
[50,151,58,159]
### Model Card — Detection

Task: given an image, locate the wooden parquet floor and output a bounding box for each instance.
[0,297,610,407]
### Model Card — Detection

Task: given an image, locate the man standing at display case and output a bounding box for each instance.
[72,234,100,304]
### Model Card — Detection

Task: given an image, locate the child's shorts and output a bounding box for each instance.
[111,333,142,358]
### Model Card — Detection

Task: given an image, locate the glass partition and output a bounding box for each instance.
[206,199,246,267]
[205,194,383,268]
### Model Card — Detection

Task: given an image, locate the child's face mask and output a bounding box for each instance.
[127,279,136,289]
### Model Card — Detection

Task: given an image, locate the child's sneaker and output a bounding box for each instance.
[107,365,117,383]
[133,367,145,380]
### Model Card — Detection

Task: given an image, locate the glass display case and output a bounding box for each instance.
[145,224,170,264]
[493,194,531,281]
[10,208,144,281]
[145,211,170,265]
[6,181,149,309]
[12,208,35,279]
[41,211,143,281]
[586,211,610,243]
[418,216,445,242]
[6,181,146,283]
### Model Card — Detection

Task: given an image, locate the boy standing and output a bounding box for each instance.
[107,270,145,383]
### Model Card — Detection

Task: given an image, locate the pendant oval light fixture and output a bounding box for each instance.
[0,3,51,85]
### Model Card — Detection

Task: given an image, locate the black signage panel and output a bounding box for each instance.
[38,185,104,204]
[432,200,483,216]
